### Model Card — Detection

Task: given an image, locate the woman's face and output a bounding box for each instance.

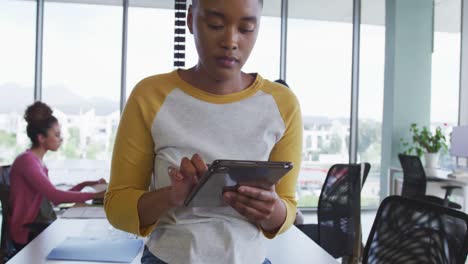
[188,0,262,81]
[43,122,63,151]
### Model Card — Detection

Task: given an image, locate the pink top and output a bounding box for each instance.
[9,150,95,244]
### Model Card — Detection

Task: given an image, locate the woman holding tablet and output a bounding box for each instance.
[105,0,302,263]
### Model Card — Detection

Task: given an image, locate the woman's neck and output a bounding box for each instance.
[30,147,47,161]
[180,66,254,95]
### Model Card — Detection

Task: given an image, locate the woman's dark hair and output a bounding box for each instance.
[24,101,58,147]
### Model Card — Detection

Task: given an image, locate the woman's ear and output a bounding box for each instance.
[187,5,194,34]
[37,134,46,146]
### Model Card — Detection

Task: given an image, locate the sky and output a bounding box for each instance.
[0,0,461,123]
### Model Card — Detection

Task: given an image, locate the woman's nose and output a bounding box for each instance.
[221,28,238,50]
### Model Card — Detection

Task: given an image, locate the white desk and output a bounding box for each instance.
[388,167,468,212]
[8,219,338,264]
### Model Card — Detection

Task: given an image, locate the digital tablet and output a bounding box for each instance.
[184,159,293,207]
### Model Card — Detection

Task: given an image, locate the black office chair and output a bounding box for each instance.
[398,154,462,209]
[361,162,371,188]
[296,163,369,259]
[363,195,468,264]
[0,165,54,262]
[0,165,16,262]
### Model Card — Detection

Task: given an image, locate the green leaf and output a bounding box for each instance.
[403,123,447,155]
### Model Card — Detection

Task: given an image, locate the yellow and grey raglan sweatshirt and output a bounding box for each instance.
[105,70,302,264]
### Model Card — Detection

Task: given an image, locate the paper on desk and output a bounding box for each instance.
[81,219,137,239]
[61,207,106,219]
[90,183,108,192]
[46,237,143,263]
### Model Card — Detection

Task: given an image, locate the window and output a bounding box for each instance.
[358,0,385,208]
[127,1,174,97]
[242,1,281,81]
[431,0,461,168]
[0,0,36,165]
[287,2,353,208]
[41,1,122,184]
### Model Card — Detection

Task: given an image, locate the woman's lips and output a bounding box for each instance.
[216,56,237,68]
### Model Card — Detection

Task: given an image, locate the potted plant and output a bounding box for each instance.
[400,123,448,168]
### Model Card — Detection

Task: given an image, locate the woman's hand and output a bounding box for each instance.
[222,185,286,232]
[93,190,106,199]
[81,178,107,188]
[95,178,107,184]
[168,154,208,206]
[90,178,107,186]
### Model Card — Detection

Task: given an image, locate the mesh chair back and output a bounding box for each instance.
[363,196,468,264]
[0,165,15,260]
[0,165,12,218]
[362,162,371,187]
[398,154,427,197]
[0,165,10,186]
[317,164,361,258]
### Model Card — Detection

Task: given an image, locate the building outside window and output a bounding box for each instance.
[287,2,353,207]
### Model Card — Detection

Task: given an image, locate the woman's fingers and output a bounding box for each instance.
[99,178,107,184]
[223,186,279,221]
[168,166,184,181]
[224,191,274,222]
[176,154,208,185]
[179,157,198,182]
[167,154,208,206]
[237,185,277,201]
[191,154,208,181]
[168,166,192,206]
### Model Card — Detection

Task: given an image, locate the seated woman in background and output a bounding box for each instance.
[9,101,106,250]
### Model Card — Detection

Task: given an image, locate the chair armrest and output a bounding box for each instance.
[424,195,462,210]
[440,185,462,200]
[24,221,54,238]
[441,185,462,190]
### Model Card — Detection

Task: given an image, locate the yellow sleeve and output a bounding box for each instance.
[262,83,303,239]
[104,78,168,237]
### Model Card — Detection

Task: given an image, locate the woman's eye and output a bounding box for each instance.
[240,28,254,33]
[208,24,223,30]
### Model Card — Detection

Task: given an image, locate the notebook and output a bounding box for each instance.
[46,237,143,263]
